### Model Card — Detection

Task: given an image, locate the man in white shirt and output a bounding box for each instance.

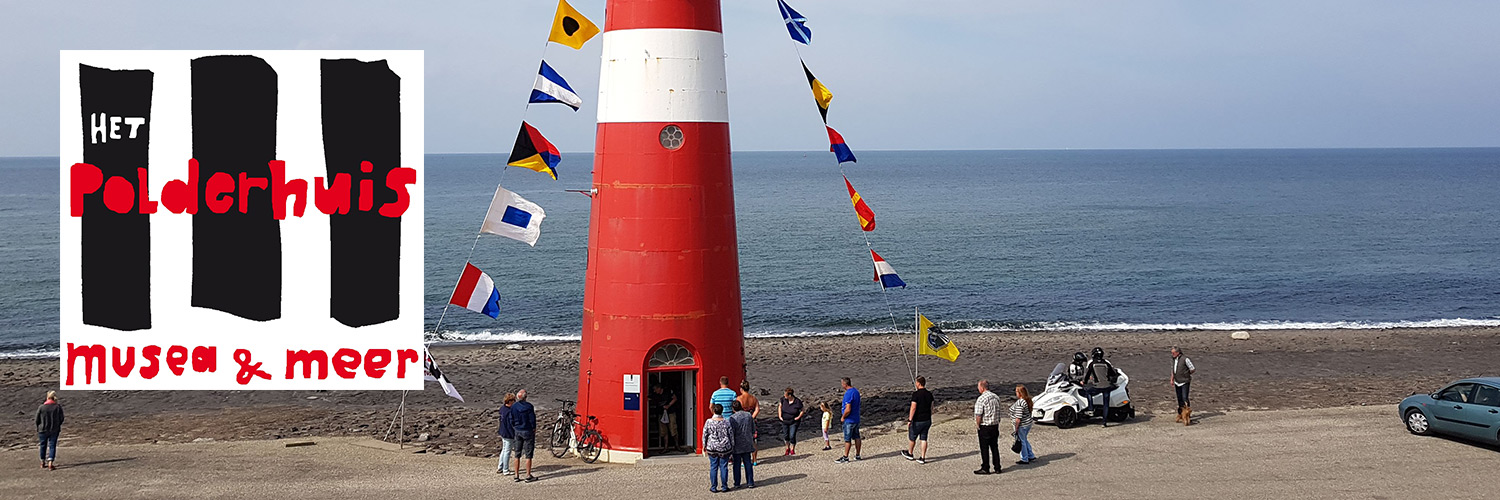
[1171,346,1196,425]
[973,379,1003,475]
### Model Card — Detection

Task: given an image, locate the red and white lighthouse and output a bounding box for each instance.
[578,0,744,462]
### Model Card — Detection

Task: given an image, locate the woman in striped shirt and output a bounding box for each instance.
[1010,385,1037,465]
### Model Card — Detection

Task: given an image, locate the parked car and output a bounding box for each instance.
[1400,377,1500,446]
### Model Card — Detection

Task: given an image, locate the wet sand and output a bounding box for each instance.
[4,327,1498,456]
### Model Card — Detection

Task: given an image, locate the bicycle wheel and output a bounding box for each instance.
[579,430,603,464]
[548,420,571,458]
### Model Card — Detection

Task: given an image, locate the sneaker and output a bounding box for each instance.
[746,484,756,489]
[901,450,914,461]
[822,445,832,451]
[973,469,991,475]
[513,476,522,483]
[916,457,927,464]
[1015,460,1030,465]
[524,476,537,483]
[853,455,862,461]
[834,456,849,464]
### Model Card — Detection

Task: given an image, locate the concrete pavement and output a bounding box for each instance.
[3,405,1496,499]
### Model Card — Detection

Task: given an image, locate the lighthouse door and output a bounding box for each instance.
[646,343,698,457]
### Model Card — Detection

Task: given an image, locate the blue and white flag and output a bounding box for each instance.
[778,0,812,44]
[480,185,546,246]
[529,61,582,110]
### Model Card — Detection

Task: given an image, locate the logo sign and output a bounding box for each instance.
[59,51,424,390]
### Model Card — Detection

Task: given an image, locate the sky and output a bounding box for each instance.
[2,0,1498,156]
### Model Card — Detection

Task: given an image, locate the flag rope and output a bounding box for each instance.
[785,14,918,384]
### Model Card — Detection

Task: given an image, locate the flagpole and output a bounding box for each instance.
[914,306,919,380]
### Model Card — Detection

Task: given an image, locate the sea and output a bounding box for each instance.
[4,148,1500,358]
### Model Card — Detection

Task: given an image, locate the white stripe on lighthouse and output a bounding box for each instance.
[597,29,729,124]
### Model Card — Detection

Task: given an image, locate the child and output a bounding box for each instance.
[819,401,834,451]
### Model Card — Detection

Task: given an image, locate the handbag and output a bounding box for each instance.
[1010,438,1023,453]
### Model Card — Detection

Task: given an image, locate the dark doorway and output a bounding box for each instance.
[647,370,695,456]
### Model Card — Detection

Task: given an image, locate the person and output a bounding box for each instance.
[36,390,63,471]
[728,400,756,489]
[508,389,537,482]
[735,380,761,464]
[819,401,834,451]
[651,384,679,448]
[711,376,737,418]
[497,393,516,475]
[1068,351,1089,381]
[777,387,805,456]
[1082,347,1117,427]
[702,403,734,493]
[1172,346,1196,425]
[1011,384,1037,465]
[902,376,934,464]
[973,379,1002,475]
[833,377,862,463]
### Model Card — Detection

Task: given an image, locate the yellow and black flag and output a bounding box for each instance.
[549,0,600,50]
[918,314,960,362]
[803,60,833,122]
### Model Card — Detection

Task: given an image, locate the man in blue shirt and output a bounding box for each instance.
[711,376,738,418]
[508,389,538,482]
[834,377,862,463]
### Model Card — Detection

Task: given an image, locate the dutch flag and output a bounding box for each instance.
[871,250,907,289]
[529,61,582,111]
[448,262,501,318]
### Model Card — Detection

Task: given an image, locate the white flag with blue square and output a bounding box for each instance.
[481,185,546,246]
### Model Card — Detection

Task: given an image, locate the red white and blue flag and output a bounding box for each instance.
[871,250,907,289]
[448,262,501,318]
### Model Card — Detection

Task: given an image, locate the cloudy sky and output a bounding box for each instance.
[3,0,1498,156]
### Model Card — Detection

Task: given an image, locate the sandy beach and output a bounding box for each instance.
[4,326,1498,455]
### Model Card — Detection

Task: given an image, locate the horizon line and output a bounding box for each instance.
[7,145,1500,159]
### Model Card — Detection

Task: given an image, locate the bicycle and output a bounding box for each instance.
[548,399,604,463]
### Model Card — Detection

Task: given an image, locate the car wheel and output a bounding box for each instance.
[1055,407,1077,429]
[1404,408,1432,436]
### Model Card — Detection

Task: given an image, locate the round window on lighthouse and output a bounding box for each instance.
[659,125,684,150]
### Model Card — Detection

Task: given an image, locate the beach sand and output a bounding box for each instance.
[3,327,1498,455]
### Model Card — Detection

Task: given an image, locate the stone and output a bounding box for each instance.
[192,437,215,443]
[415,432,431,442]
[506,344,524,351]
[1231,331,1251,340]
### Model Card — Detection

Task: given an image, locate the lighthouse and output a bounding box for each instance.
[577,0,744,463]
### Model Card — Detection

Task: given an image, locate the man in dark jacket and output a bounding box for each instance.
[508,389,538,482]
[728,400,756,489]
[1082,347,1117,428]
[36,390,63,470]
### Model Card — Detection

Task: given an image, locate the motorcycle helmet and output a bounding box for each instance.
[1091,347,1105,360]
[1072,352,1087,364]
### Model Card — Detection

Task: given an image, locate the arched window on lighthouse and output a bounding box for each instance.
[648,343,694,367]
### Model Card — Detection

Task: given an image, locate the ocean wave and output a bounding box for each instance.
[8,318,1498,358]
[0,347,59,359]
[964,318,1500,332]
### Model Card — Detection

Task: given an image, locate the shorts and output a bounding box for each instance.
[842,421,861,441]
[908,420,931,441]
[512,430,535,459]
